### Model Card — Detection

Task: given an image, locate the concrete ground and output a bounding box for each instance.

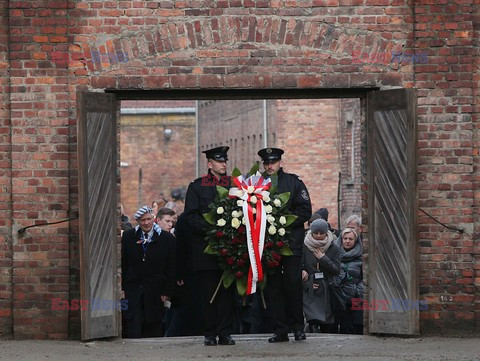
[0,334,479,361]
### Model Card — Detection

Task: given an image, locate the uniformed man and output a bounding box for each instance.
[258,147,312,343]
[181,146,236,346]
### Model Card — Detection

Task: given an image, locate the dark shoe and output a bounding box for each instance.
[294,330,306,341]
[218,335,235,345]
[268,333,289,343]
[204,336,217,346]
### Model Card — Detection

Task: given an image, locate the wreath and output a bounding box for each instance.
[203,163,297,297]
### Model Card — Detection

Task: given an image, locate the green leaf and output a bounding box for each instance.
[203,212,215,225]
[222,270,235,289]
[231,167,242,178]
[276,192,291,207]
[216,185,228,199]
[203,244,218,255]
[247,162,260,176]
[236,278,247,296]
[283,214,297,228]
[278,246,293,256]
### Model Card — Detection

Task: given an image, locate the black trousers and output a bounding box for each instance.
[125,293,164,338]
[199,269,235,337]
[265,255,304,335]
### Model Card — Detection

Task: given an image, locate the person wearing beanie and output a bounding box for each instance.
[313,208,340,237]
[301,218,342,333]
[121,205,176,338]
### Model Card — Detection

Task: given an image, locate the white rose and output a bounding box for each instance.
[231,217,241,229]
[237,210,243,217]
[263,195,271,202]
[264,205,273,213]
[268,225,277,235]
[267,215,275,224]
[279,216,287,225]
[273,199,281,207]
[247,186,255,194]
[217,207,224,215]
[231,210,239,218]
[278,228,285,236]
[237,200,244,207]
[217,218,226,227]
[250,195,257,204]
[242,217,246,225]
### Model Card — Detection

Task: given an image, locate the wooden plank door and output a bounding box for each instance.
[77,92,119,340]
[367,88,418,335]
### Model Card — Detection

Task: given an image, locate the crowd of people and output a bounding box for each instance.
[120,146,364,344]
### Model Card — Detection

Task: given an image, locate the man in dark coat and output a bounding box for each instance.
[121,205,176,338]
[182,146,236,346]
[258,147,312,343]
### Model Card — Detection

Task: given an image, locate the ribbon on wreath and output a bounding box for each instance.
[228,172,271,295]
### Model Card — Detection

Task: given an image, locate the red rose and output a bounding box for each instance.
[226,257,235,265]
[235,271,243,279]
[232,237,240,244]
[220,248,228,256]
[238,225,246,234]
[277,241,284,248]
[237,259,245,267]
[265,242,273,249]
[267,260,277,268]
[242,252,249,260]
[216,231,224,238]
[272,252,281,261]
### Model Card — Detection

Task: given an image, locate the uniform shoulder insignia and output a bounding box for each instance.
[301,189,309,201]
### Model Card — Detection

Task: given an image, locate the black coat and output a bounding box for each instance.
[183,170,231,271]
[121,227,176,323]
[266,168,312,256]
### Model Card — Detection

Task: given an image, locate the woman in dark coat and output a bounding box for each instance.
[302,219,341,333]
[336,227,364,334]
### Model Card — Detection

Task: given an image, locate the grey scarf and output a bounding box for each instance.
[304,230,334,253]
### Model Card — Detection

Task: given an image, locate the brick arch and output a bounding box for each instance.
[84,17,406,89]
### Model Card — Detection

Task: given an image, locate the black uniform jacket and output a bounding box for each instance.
[121,227,176,323]
[267,168,312,256]
[183,170,231,271]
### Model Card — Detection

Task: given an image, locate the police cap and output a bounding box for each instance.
[257,147,284,164]
[202,146,229,162]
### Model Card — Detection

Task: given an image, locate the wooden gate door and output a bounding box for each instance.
[367,88,418,335]
[77,92,119,340]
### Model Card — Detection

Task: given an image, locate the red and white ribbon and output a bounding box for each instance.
[228,172,271,295]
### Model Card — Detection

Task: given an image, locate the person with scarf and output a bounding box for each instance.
[336,227,364,334]
[302,218,341,333]
[121,205,176,338]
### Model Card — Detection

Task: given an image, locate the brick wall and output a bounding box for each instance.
[273,99,342,228]
[0,0,478,338]
[0,0,12,338]
[338,98,362,228]
[120,109,195,219]
[198,100,265,174]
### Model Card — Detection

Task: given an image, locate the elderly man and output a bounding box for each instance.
[182,146,236,346]
[121,205,176,338]
[258,147,312,343]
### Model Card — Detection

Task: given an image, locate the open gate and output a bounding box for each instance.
[77,92,120,340]
[367,88,418,335]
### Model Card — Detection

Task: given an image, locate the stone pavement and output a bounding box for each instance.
[0,333,478,361]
